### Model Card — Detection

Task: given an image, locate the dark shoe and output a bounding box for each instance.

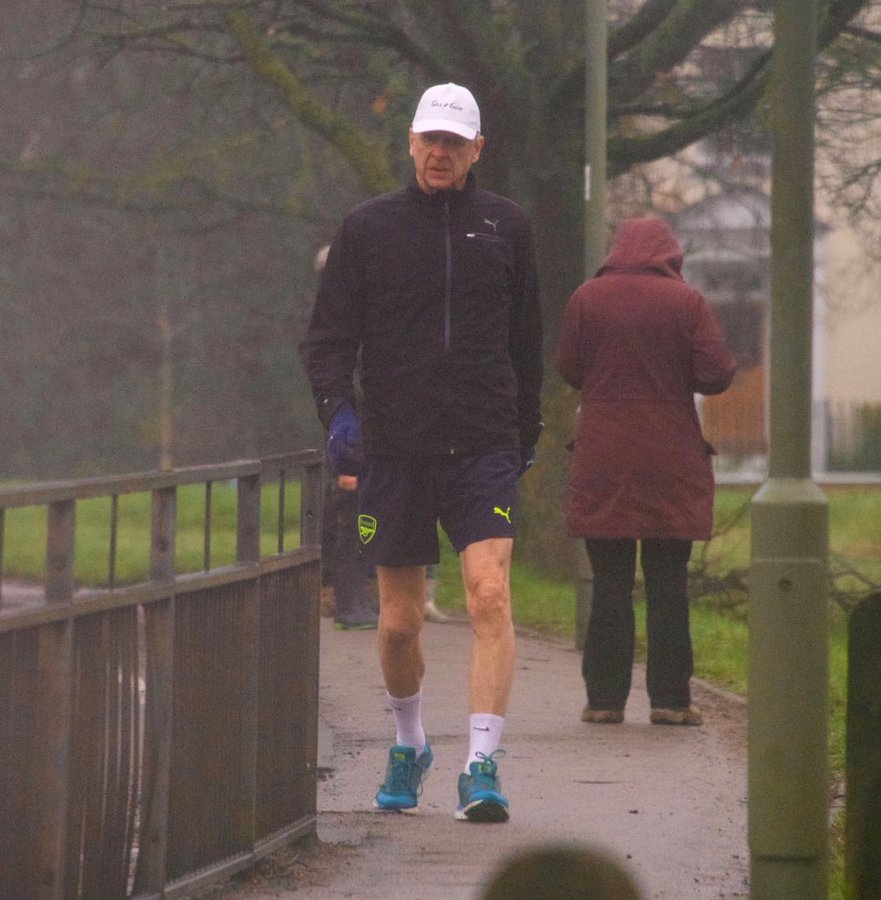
[581,705,624,724]
[334,605,378,630]
[650,704,703,726]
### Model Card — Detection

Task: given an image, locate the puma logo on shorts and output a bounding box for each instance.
[493,506,512,523]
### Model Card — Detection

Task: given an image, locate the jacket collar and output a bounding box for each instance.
[407,171,478,209]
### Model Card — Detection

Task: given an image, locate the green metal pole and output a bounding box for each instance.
[576,0,607,649]
[748,0,830,897]
[584,0,607,277]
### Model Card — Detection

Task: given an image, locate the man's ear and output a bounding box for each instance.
[471,134,485,164]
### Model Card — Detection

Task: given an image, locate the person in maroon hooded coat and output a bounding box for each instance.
[555,217,737,726]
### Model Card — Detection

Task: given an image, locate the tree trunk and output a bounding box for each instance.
[518,162,590,575]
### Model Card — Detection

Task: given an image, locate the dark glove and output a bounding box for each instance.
[327,403,364,477]
[519,444,536,476]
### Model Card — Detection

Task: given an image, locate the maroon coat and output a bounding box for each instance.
[554,218,737,540]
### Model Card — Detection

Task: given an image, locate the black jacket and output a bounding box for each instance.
[300,173,543,456]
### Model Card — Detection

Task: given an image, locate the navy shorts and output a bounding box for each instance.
[356,449,520,566]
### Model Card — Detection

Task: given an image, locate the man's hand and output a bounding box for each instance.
[327,403,365,477]
[519,444,536,476]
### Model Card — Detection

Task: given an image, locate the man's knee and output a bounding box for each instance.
[467,576,511,628]
[380,613,422,650]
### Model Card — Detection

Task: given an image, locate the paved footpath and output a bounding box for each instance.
[211,615,750,900]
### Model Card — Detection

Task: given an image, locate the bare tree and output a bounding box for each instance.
[5,1,874,333]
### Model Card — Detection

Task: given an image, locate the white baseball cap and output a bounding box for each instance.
[411,83,481,140]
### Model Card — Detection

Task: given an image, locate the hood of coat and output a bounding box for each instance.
[598,217,684,280]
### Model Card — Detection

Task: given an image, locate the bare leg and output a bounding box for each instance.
[460,538,515,715]
[377,565,426,698]
[373,566,432,811]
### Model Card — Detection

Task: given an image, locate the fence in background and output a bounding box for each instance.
[826,400,881,473]
[0,451,323,900]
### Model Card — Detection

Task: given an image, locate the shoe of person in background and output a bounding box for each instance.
[650,704,703,726]
[581,705,624,724]
[334,604,378,631]
[374,743,434,811]
[424,564,451,623]
[424,598,450,623]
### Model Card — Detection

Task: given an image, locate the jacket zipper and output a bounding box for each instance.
[443,199,456,455]
[443,198,452,353]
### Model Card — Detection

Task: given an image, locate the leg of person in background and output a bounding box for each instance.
[580,538,637,724]
[641,539,702,725]
[423,562,450,623]
[332,475,378,630]
[319,463,337,618]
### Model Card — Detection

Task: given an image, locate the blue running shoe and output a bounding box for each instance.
[374,743,433,811]
[455,750,509,822]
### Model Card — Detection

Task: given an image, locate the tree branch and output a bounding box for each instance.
[608,0,869,175]
[226,8,396,195]
[821,0,876,46]
[6,0,88,58]
[844,24,881,45]
[608,0,679,58]
[608,0,743,107]
[609,60,770,175]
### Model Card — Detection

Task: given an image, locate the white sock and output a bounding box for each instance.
[465,713,505,771]
[387,691,426,755]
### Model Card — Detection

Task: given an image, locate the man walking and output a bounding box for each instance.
[300,83,542,822]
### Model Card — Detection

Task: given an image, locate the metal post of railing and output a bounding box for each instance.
[35,499,76,899]
[236,470,262,854]
[151,486,177,584]
[203,482,213,571]
[300,459,323,548]
[109,494,119,589]
[46,499,75,604]
[277,468,287,554]
[135,485,178,894]
[0,507,5,607]
[237,474,261,565]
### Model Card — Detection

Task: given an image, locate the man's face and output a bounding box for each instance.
[408,129,484,193]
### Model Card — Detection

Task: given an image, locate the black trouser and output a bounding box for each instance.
[322,470,374,616]
[582,538,694,711]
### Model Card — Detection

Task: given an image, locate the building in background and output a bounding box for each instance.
[670,188,830,478]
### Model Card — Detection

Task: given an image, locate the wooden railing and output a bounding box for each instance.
[0,451,323,900]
